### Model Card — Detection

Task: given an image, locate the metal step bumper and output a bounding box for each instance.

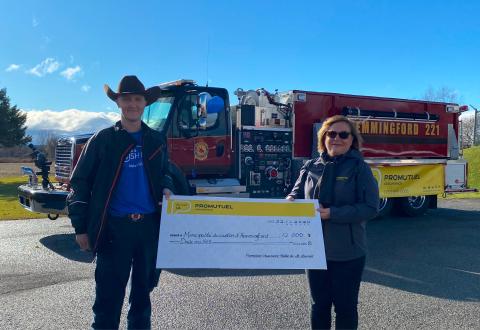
[18,184,69,215]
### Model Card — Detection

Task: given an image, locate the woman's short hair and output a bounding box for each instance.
[317,115,363,153]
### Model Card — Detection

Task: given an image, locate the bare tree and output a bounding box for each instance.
[471,105,480,146]
[422,86,461,103]
[421,86,478,148]
[45,135,58,162]
[0,145,31,161]
[37,130,58,161]
[459,113,475,148]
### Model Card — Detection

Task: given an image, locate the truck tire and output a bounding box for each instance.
[398,195,429,217]
[377,197,394,218]
[47,213,59,220]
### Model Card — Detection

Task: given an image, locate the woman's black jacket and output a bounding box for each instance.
[288,149,379,261]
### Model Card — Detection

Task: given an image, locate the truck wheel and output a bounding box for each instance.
[47,214,59,220]
[377,198,394,218]
[398,196,429,217]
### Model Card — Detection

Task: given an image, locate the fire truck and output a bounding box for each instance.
[18,79,474,220]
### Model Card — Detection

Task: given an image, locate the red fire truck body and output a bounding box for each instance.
[18,80,473,219]
[290,91,459,159]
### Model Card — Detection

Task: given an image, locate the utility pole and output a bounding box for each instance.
[470,105,478,146]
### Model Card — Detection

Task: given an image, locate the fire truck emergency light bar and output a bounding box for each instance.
[158,79,196,87]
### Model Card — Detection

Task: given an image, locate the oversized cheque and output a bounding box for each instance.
[156,196,326,269]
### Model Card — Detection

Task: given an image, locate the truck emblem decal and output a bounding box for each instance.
[194,141,209,161]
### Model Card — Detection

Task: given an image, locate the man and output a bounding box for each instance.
[67,75,174,329]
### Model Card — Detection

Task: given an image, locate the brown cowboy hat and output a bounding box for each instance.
[104,75,157,106]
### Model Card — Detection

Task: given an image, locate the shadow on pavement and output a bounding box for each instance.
[40,233,94,263]
[167,269,304,277]
[364,207,480,302]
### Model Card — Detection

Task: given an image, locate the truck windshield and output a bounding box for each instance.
[144,96,175,131]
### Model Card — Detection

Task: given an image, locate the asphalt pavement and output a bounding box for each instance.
[0,199,479,329]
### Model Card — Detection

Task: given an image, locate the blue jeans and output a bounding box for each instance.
[92,214,161,330]
[307,256,366,330]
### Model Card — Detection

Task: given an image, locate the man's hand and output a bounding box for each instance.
[318,205,331,220]
[158,188,174,206]
[163,188,173,199]
[75,234,90,251]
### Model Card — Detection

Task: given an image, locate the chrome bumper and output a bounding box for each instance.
[17,184,69,215]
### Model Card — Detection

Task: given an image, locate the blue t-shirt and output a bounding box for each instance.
[108,130,156,216]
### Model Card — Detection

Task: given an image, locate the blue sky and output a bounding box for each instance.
[1,0,479,118]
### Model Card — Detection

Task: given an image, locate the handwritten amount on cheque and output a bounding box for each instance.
[168,231,313,246]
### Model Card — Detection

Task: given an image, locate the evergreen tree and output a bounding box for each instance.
[0,88,32,146]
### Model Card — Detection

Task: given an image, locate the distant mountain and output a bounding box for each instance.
[27,128,92,144]
[23,109,120,144]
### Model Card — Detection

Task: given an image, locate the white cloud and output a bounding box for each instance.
[22,109,120,143]
[60,66,82,80]
[6,64,21,72]
[23,109,120,132]
[27,58,60,77]
[81,85,91,92]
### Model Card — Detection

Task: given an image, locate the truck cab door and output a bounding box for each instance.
[170,94,197,175]
[172,92,231,177]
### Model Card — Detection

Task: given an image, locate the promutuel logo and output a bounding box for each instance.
[169,201,192,214]
[384,174,420,181]
[194,203,233,210]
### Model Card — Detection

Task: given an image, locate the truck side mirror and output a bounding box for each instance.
[198,93,224,115]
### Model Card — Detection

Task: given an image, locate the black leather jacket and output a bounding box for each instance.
[67,121,174,252]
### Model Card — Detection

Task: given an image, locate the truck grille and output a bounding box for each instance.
[55,138,73,180]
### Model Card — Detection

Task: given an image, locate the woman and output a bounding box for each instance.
[287,115,379,329]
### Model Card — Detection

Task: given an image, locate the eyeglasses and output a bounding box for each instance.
[326,131,351,139]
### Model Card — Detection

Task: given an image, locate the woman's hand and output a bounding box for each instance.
[318,205,331,220]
